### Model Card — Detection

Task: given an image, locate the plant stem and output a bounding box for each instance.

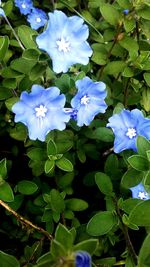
[4,16,25,50]
[0,199,53,240]
[97,23,123,80]
[113,197,138,265]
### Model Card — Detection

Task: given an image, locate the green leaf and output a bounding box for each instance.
[18,25,37,49]
[143,171,150,193]
[129,200,150,226]
[137,7,150,20]
[27,148,47,161]
[74,239,98,255]
[44,160,55,174]
[50,189,65,213]
[55,224,74,250]
[57,141,73,154]
[144,72,150,87]
[121,198,142,214]
[117,0,131,8]
[50,240,66,258]
[56,156,73,172]
[88,0,105,9]
[65,198,88,211]
[121,168,143,189]
[2,78,17,90]
[22,48,40,60]
[104,61,126,75]
[17,180,38,195]
[87,211,117,236]
[0,181,14,202]
[47,139,57,156]
[124,18,135,33]
[0,36,9,60]
[0,158,7,181]
[91,127,114,142]
[100,4,121,26]
[137,136,150,157]
[36,252,54,267]
[146,150,150,161]
[1,67,23,78]
[138,233,150,267]
[29,63,46,81]
[104,154,119,176]
[127,155,149,171]
[95,172,113,195]
[9,123,27,141]
[57,173,74,189]
[10,58,36,75]
[119,36,139,58]
[0,250,20,267]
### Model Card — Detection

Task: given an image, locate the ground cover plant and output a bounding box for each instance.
[0,0,150,266]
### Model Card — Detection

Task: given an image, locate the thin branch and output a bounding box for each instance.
[0,199,53,240]
[97,23,123,80]
[4,16,25,50]
[112,197,138,265]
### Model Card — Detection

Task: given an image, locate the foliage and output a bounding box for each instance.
[0,0,150,266]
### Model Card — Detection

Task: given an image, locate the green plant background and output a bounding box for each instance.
[0,0,150,266]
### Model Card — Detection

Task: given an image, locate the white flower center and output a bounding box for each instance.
[126,128,136,139]
[56,37,70,53]
[36,17,41,23]
[80,95,90,105]
[21,3,26,9]
[138,191,148,199]
[35,105,47,118]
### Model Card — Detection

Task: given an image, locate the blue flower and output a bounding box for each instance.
[27,8,48,30]
[0,7,5,17]
[36,10,93,73]
[123,9,129,15]
[12,85,70,141]
[130,183,150,200]
[71,77,107,127]
[107,109,150,153]
[14,0,33,15]
[75,251,91,267]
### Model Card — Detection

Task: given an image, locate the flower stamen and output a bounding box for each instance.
[36,17,42,23]
[35,105,47,118]
[126,127,136,139]
[56,37,70,53]
[21,3,26,9]
[80,95,90,105]
[138,191,148,199]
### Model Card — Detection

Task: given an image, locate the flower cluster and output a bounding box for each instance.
[130,183,150,200]
[14,0,47,30]
[12,77,107,141]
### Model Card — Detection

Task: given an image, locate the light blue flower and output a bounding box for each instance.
[0,7,5,17]
[14,0,33,15]
[107,109,150,153]
[123,9,129,15]
[71,77,107,127]
[130,183,150,200]
[12,85,70,141]
[36,10,93,73]
[27,8,48,30]
[75,251,91,267]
